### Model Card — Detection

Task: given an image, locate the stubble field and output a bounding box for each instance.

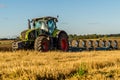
[0,50,120,80]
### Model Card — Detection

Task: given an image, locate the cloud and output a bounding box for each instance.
[0,4,6,8]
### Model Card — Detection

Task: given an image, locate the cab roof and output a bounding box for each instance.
[32,16,58,22]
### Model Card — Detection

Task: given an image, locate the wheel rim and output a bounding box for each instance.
[61,38,68,51]
[42,40,49,52]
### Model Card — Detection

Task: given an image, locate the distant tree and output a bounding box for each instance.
[69,33,120,40]
[69,34,74,40]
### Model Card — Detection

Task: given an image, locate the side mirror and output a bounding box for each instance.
[57,15,59,19]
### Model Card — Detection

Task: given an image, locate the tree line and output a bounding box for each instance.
[69,33,120,40]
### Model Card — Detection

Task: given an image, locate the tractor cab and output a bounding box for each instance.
[31,16,58,34]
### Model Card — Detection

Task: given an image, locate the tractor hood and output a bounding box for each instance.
[20,29,37,41]
[20,30,28,40]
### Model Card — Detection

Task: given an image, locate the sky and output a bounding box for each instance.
[0,0,120,38]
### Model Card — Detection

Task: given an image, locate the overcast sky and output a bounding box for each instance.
[0,0,120,38]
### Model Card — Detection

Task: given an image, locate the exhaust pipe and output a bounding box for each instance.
[28,19,31,29]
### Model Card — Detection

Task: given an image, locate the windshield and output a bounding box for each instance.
[33,19,56,33]
[33,20,48,32]
[34,21,42,29]
[47,20,55,34]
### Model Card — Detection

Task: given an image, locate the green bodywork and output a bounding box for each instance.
[52,29,60,37]
[20,29,33,41]
[20,28,39,41]
[20,28,60,41]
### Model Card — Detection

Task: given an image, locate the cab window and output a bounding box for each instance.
[34,21,42,29]
[47,20,55,34]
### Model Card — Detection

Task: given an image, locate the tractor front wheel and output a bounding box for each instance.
[34,36,50,52]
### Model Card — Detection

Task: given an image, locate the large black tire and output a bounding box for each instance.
[34,36,50,52]
[57,32,69,51]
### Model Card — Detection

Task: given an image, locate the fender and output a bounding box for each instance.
[56,30,68,39]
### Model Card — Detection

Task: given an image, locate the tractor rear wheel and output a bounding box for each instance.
[34,36,50,52]
[57,32,69,51]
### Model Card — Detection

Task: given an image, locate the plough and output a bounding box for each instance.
[69,39,118,51]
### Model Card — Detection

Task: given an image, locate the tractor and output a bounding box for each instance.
[12,16,69,52]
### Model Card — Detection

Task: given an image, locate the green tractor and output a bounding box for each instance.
[12,16,69,52]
